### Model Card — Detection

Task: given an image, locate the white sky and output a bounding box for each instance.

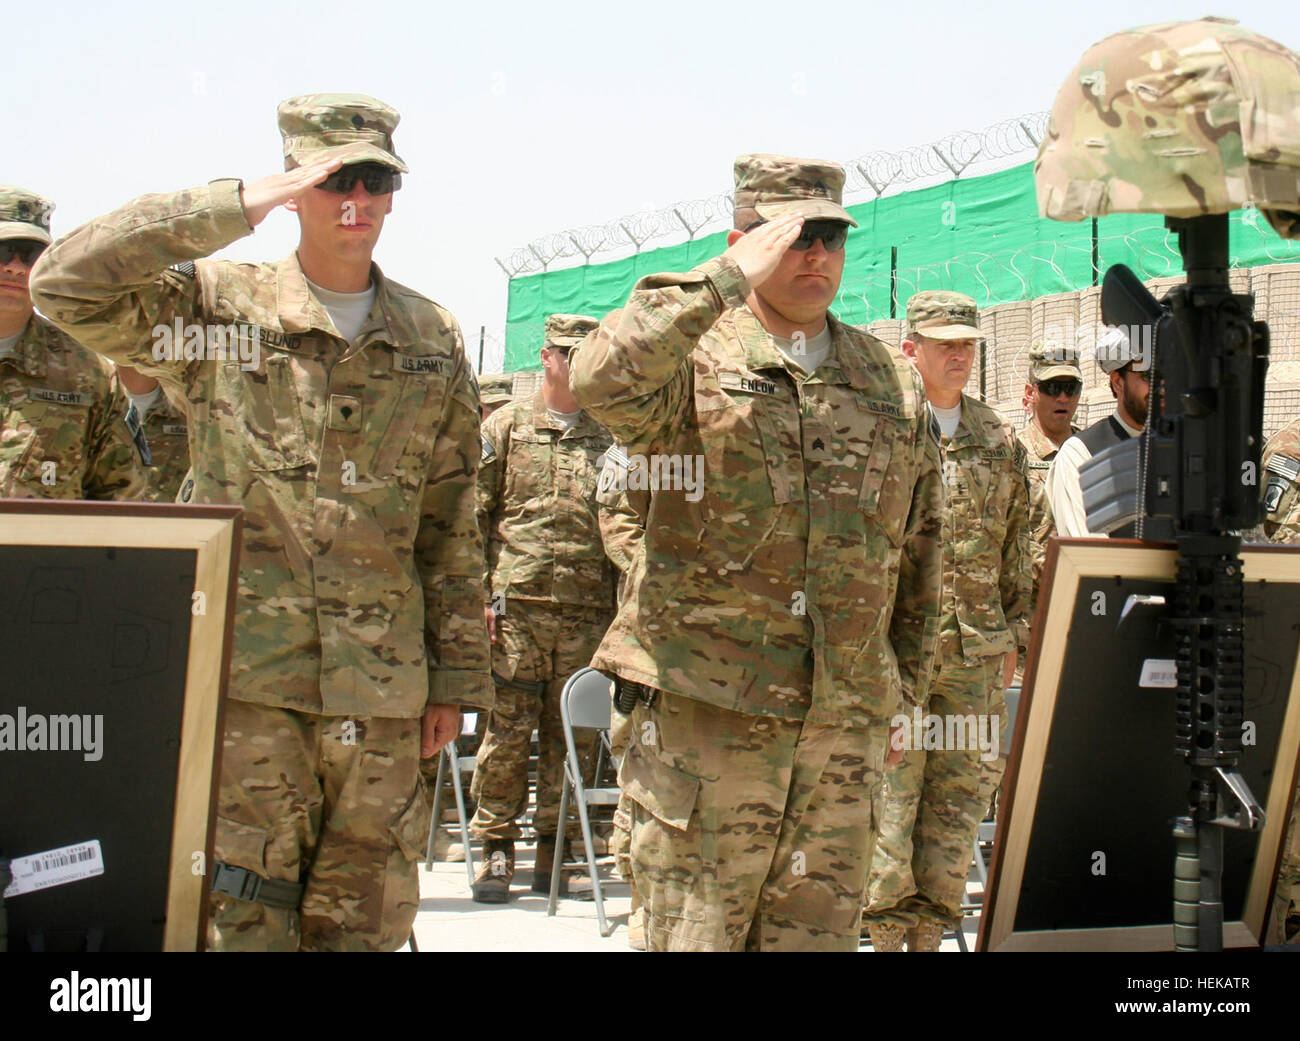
[11,1,1299,371]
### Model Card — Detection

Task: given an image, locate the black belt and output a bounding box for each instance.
[209,861,304,909]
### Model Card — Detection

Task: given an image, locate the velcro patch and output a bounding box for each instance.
[979,447,1011,460]
[861,398,904,419]
[162,423,188,436]
[30,388,91,407]
[481,436,497,463]
[1027,460,1051,471]
[328,394,362,432]
[1265,452,1300,484]
[719,371,780,396]
[392,353,448,375]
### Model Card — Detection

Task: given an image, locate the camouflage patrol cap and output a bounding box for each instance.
[277,94,409,173]
[733,154,858,227]
[544,314,599,349]
[479,373,513,405]
[0,186,54,245]
[906,291,981,340]
[1029,341,1083,381]
[1036,17,1300,239]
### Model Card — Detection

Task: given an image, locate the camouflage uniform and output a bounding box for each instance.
[30,95,492,952]
[0,187,144,501]
[1262,417,1300,942]
[865,293,1031,946]
[570,155,945,952]
[478,373,513,418]
[122,381,192,503]
[472,317,615,851]
[1015,342,1082,682]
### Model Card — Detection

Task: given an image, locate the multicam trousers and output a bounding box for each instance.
[469,600,610,842]
[208,699,428,952]
[621,690,890,951]
[865,655,1006,931]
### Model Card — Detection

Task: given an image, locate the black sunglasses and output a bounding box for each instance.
[0,239,47,266]
[548,345,572,359]
[1036,378,1082,397]
[744,218,849,252]
[316,162,402,196]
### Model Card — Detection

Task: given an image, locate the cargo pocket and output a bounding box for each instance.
[857,412,911,548]
[213,816,270,877]
[382,778,431,950]
[619,742,706,925]
[219,356,312,472]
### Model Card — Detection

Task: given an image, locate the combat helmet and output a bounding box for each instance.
[1035,17,1300,239]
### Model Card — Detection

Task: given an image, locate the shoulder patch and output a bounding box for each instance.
[481,435,497,463]
[170,261,197,279]
[928,410,942,448]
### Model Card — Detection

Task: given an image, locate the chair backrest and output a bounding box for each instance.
[562,668,614,731]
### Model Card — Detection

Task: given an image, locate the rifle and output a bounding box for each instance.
[1092,212,1270,951]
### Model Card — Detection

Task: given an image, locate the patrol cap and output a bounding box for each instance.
[1093,326,1148,374]
[278,94,409,173]
[733,154,858,228]
[906,291,982,340]
[0,186,54,245]
[1029,341,1083,382]
[479,373,513,406]
[544,314,599,349]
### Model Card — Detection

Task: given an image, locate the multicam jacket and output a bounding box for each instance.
[1016,419,1077,615]
[570,254,945,727]
[1,315,145,500]
[939,395,1032,667]
[123,382,193,503]
[478,389,615,608]
[30,179,491,719]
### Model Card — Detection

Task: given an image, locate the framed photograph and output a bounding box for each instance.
[979,539,1300,952]
[0,501,241,952]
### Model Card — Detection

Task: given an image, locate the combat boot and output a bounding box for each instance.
[532,836,594,900]
[471,839,515,903]
[906,919,945,952]
[866,921,905,952]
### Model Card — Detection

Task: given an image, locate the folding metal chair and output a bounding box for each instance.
[546,667,622,936]
[426,738,476,887]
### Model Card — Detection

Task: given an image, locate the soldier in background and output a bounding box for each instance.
[0,187,143,501]
[31,93,492,950]
[478,373,513,421]
[1014,341,1082,680]
[1261,415,1300,944]
[571,155,944,951]
[114,366,192,502]
[471,313,616,902]
[864,291,1030,952]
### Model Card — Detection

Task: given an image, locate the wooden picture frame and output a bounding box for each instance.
[0,501,241,952]
[979,539,1300,952]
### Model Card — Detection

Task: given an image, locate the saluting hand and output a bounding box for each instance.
[722,214,805,290]
[239,157,344,228]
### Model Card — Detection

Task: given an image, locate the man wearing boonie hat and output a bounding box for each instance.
[31,93,492,951]
[862,291,1030,952]
[469,312,614,902]
[569,154,944,951]
[0,186,144,500]
[1045,325,1150,538]
[1018,341,1083,621]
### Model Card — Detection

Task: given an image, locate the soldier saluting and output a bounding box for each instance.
[31,93,492,951]
[570,154,944,952]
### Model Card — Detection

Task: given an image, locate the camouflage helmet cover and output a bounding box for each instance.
[1035,17,1300,239]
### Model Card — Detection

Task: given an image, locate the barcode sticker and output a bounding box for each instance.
[1139,659,1179,689]
[4,840,104,897]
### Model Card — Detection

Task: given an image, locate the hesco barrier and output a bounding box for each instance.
[503,162,1300,438]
